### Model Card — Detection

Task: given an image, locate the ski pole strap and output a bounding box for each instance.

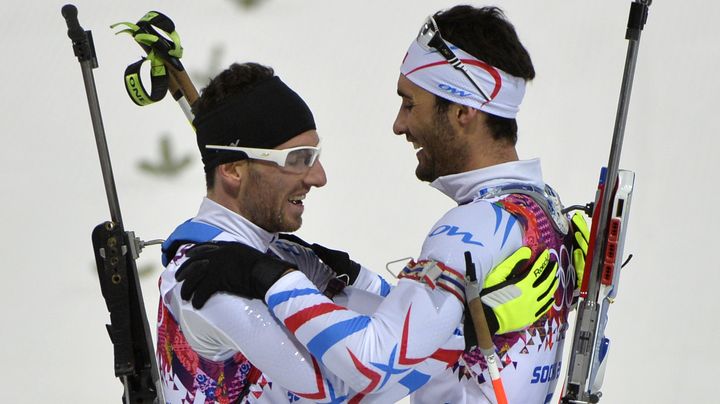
[112,11,185,106]
[121,52,168,106]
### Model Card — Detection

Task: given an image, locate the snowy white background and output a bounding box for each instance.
[1,0,718,402]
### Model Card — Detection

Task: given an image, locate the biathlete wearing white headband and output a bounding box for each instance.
[400,15,526,119]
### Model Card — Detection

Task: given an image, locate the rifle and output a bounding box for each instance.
[61,5,165,403]
[561,1,650,402]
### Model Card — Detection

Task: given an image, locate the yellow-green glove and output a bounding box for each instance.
[571,212,590,290]
[474,247,559,334]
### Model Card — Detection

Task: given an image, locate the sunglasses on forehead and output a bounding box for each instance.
[416,15,491,102]
[205,140,322,173]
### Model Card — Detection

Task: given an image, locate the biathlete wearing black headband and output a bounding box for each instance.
[156,67,344,403]
[194,76,317,171]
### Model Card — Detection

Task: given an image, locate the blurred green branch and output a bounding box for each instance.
[233,0,269,10]
[137,134,193,177]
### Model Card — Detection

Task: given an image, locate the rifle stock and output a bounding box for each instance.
[62,4,164,403]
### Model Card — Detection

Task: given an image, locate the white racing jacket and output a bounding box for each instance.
[264,159,575,403]
[157,158,574,403]
[157,198,463,403]
[408,159,576,404]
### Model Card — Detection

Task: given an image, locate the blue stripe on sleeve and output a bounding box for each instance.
[379,276,392,297]
[266,288,320,311]
[307,316,370,360]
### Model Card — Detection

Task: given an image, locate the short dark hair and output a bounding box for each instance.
[433,6,535,146]
[193,62,275,188]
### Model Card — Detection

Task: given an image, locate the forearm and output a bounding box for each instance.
[266,271,464,394]
[351,265,393,297]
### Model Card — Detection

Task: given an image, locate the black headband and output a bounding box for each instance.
[194,76,316,171]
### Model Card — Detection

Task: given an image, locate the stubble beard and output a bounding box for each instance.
[242,165,301,233]
[415,111,469,182]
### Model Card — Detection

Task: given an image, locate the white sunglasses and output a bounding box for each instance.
[416,15,491,102]
[206,140,322,173]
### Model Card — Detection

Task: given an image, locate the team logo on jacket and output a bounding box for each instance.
[530,361,562,384]
[428,225,484,246]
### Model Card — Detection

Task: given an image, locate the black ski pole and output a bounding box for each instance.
[61,5,165,403]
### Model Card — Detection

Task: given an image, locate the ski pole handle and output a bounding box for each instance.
[165,74,194,123]
[467,298,494,353]
[467,300,509,404]
[465,252,509,404]
[119,10,200,117]
[464,252,496,352]
[166,64,199,107]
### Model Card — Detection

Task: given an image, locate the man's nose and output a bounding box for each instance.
[392,109,406,136]
[305,160,327,188]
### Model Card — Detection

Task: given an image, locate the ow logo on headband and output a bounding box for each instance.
[400,40,526,118]
[438,83,473,98]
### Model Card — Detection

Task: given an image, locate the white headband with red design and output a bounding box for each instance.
[400,40,526,119]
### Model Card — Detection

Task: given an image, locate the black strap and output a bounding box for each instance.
[113,11,185,106]
[122,54,169,106]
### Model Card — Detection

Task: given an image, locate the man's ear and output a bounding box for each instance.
[216,161,247,191]
[454,103,480,128]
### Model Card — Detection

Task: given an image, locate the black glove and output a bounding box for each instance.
[175,241,297,309]
[279,234,361,285]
